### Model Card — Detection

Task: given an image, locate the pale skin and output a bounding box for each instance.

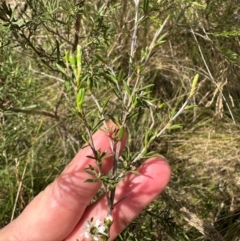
[0,123,171,241]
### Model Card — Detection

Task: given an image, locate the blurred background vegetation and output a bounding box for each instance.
[0,0,240,240]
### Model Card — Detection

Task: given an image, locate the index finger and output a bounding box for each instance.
[0,122,127,241]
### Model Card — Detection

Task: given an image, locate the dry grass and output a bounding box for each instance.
[158,118,240,240]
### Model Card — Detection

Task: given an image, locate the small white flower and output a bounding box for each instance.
[104,214,113,228]
[105,214,113,222]
[83,218,108,240]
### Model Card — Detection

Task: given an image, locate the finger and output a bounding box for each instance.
[65,157,171,241]
[0,122,127,241]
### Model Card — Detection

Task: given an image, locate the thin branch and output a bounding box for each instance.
[8,107,56,118]
[80,109,112,214]
[141,16,169,66]
[42,22,73,46]
[7,107,79,145]
[91,93,107,128]
[123,0,140,106]
[72,0,85,53]
[30,69,65,83]
[122,73,141,124]
[132,96,192,164]
[127,1,139,79]
[91,93,122,213]
[122,16,169,124]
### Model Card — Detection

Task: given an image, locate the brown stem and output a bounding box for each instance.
[72,0,85,53]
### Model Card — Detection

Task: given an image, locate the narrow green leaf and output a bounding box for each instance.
[156,112,162,121]
[126,110,139,120]
[76,88,85,112]
[86,155,97,160]
[92,119,105,133]
[167,124,182,130]
[102,97,110,110]
[95,54,106,64]
[107,115,119,126]
[64,50,69,62]
[84,179,99,183]
[87,77,93,92]
[76,45,82,82]
[184,105,197,110]
[117,125,126,141]
[136,84,154,92]
[143,151,159,158]
[158,103,167,109]
[69,54,76,66]
[56,63,66,74]
[112,85,121,99]
[143,0,150,12]
[123,80,131,97]
[100,152,113,160]
[126,170,141,175]
[81,135,88,143]
[157,32,168,45]
[76,45,82,65]
[189,74,199,97]
[144,130,150,147]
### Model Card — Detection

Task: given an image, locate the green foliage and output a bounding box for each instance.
[1,0,240,240]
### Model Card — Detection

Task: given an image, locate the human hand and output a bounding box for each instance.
[0,123,171,241]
